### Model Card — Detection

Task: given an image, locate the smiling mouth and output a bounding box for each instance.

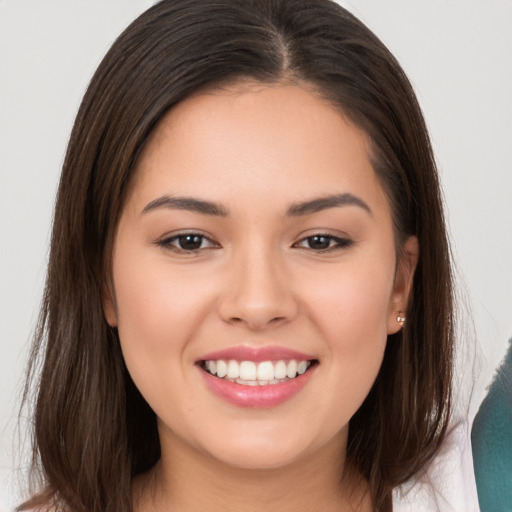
[200,359,318,386]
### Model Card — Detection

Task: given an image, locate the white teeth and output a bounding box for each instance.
[216,360,227,378]
[286,360,298,379]
[274,360,287,379]
[239,361,257,380]
[203,358,313,385]
[297,360,308,375]
[236,378,258,386]
[227,360,239,379]
[257,361,274,380]
[207,360,217,375]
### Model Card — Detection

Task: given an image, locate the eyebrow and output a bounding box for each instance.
[141,192,371,217]
[285,193,372,216]
[142,196,229,217]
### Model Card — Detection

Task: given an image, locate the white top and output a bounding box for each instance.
[394,421,480,512]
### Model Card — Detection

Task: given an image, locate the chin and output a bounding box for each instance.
[210,444,308,471]
[195,424,327,471]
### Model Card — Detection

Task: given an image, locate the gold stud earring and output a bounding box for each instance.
[396,312,406,325]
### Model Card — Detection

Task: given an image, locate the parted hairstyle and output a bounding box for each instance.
[19,1,454,511]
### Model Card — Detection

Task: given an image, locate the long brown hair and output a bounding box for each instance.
[19,1,454,510]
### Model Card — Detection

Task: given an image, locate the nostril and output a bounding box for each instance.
[269,316,286,324]
[227,315,289,330]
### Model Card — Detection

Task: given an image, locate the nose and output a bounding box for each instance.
[217,246,299,331]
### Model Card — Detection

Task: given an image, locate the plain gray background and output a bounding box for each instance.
[1,0,511,508]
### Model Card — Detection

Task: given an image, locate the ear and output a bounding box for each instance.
[102,280,118,327]
[387,236,419,334]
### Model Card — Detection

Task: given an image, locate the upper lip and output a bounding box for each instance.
[196,345,316,363]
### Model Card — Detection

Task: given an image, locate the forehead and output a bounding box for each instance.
[128,82,390,218]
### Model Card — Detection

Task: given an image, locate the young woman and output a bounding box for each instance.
[19,1,459,510]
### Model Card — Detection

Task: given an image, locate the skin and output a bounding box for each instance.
[104,82,418,511]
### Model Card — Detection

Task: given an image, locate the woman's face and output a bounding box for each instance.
[105,83,417,470]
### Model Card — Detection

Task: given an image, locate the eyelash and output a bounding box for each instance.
[293,233,353,252]
[156,232,353,254]
[156,233,219,253]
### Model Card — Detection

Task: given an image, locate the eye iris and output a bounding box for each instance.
[308,235,331,250]
[178,235,203,250]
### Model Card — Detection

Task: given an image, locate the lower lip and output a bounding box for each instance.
[198,364,316,408]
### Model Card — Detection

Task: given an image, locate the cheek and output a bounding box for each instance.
[305,256,395,340]
[300,254,394,407]
[111,252,215,398]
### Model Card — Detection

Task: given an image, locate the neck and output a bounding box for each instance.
[133,426,372,512]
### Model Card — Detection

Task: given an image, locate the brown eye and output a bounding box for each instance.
[307,235,332,250]
[157,233,218,252]
[295,234,353,252]
[176,234,204,250]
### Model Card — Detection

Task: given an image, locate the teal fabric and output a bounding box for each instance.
[472,338,512,512]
